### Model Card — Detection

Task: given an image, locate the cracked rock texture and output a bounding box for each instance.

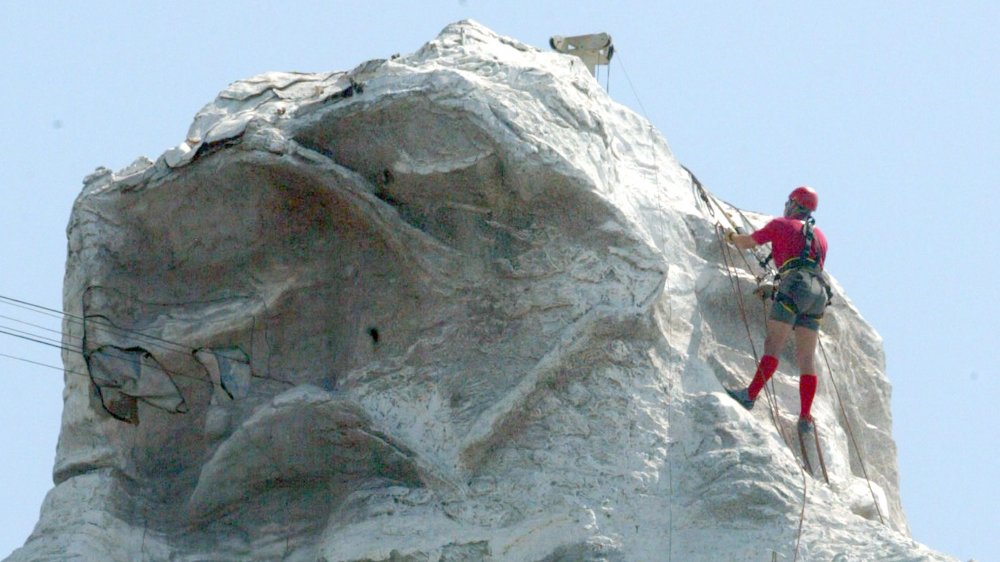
[8,20,954,562]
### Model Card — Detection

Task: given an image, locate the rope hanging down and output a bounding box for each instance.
[818,337,886,525]
[715,216,810,562]
[694,174,809,560]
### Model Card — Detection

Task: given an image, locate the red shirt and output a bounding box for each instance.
[751,217,827,269]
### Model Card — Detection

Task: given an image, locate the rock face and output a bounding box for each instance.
[10,20,953,562]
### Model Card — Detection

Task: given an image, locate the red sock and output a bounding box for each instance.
[747,355,779,400]
[800,374,818,419]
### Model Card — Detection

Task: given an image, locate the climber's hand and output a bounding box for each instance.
[753,283,776,301]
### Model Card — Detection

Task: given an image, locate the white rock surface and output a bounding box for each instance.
[9,20,955,562]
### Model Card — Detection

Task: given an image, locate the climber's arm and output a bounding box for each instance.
[725,231,759,251]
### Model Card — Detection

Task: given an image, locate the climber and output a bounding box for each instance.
[722,186,829,435]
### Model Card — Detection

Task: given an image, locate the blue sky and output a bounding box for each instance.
[2,2,997,560]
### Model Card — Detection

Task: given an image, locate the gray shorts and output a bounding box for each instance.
[770,270,829,331]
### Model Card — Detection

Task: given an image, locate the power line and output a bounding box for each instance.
[0,313,63,337]
[0,351,91,381]
[0,293,212,357]
[0,293,292,391]
[0,291,253,362]
[0,326,75,354]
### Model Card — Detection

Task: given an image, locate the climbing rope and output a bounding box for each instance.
[714,221,809,562]
[605,54,611,93]
[793,468,808,561]
[715,223,791,448]
[695,177,810,561]
[616,46,676,559]
[614,51,651,122]
[687,167,773,278]
[818,337,886,525]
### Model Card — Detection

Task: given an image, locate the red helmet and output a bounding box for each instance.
[789,186,818,212]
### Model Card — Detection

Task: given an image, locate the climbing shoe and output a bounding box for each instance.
[798,416,815,434]
[725,387,755,411]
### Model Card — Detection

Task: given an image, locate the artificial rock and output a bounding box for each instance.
[8,20,954,562]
